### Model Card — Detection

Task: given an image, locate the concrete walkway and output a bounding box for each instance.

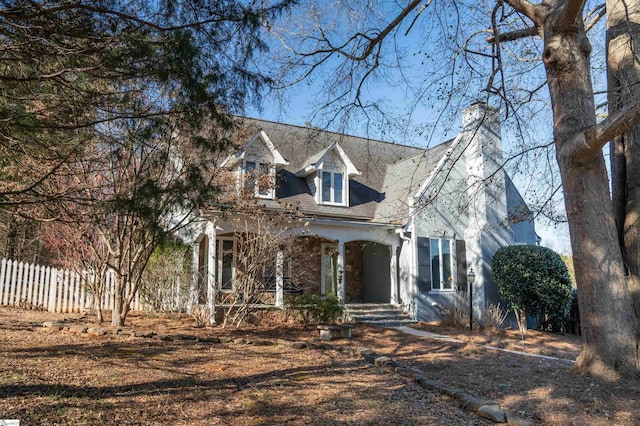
[394,325,575,364]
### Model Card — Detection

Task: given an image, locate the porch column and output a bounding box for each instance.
[205,220,217,324]
[390,244,399,305]
[337,241,346,303]
[275,248,284,308]
[190,241,199,312]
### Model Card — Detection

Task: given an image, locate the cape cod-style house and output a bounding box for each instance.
[187,103,538,323]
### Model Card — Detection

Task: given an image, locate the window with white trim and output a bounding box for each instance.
[243,160,274,199]
[320,170,345,205]
[417,237,454,292]
[217,237,235,291]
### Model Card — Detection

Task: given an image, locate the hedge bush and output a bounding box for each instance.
[285,293,344,324]
[492,245,573,334]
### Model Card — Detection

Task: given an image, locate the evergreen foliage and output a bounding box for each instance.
[492,245,573,334]
[0,0,296,326]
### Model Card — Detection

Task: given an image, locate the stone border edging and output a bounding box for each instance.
[355,346,538,426]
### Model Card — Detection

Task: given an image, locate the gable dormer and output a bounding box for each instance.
[222,130,288,199]
[296,142,360,207]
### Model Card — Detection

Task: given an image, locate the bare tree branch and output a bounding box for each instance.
[487,26,538,43]
[561,0,586,29]
[327,0,425,62]
[504,0,540,23]
[575,102,640,161]
[585,4,606,32]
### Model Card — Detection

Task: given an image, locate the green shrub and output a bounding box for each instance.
[285,293,344,324]
[492,245,573,337]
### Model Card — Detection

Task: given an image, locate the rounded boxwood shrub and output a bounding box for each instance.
[491,245,573,334]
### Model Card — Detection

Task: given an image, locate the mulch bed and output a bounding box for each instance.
[1,308,486,425]
[1,307,639,425]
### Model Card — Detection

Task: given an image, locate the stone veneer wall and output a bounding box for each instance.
[291,236,323,295]
[345,241,364,303]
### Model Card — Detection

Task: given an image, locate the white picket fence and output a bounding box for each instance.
[0,258,142,313]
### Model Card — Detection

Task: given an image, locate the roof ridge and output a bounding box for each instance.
[241,116,427,151]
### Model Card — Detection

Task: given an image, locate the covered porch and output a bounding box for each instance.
[189,217,402,319]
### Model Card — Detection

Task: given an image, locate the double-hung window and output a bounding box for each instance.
[321,170,344,205]
[417,237,454,292]
[244,160,273,198]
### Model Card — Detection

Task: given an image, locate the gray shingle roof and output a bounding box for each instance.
[234,118,452,224]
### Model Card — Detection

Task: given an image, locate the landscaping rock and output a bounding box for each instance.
[42,321,64,330]
[68,325,88,334]
[136,330,156,338]
[374,356,395,367]
[233,338,246,344]
[155,334,173,341]
[478,405,507,423]
[290,341,308,349]
[358,347,377,362]
[443,387,465,398]
[413,374,446,392]
[87,327,108,336]
[454,392,495,412]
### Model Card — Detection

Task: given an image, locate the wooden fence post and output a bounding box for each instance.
[16,261,26,305]
[9,260,18,306]
[48,268,58,313]
[0,258,7,305]
[26,263,35,306]
[38,266,47,308]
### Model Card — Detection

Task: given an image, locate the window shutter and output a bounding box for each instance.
[417,237,431,292]
[455,239,467,292]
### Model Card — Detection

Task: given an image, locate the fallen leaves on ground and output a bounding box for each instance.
[1,308,638,425]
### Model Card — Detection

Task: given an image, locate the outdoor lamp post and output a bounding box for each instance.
[467,268,475,331]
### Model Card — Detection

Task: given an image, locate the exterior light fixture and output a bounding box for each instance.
[467,268,476,331]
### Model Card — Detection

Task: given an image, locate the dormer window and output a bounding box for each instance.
[296,142,360,208]
[244,160,274,199]
[321,170,344,205]
[222,130,289,201]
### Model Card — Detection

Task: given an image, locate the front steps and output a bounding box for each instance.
[344,303,415,328]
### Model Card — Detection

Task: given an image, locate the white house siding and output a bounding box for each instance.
[408,103,515,323]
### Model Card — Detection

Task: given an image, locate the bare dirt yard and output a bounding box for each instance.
[0,307,638,425]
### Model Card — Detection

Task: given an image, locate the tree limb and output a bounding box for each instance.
[585,4,605,33]
[487,26,538,43]
[576,102,640,161]
[503,0,540,24]
[335,0,424,61]
[561,0,586,29]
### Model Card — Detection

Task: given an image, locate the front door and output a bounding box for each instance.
[321,243,338,295]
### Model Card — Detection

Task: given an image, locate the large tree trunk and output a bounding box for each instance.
[607,0,640,349]
[540,9,638,377]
